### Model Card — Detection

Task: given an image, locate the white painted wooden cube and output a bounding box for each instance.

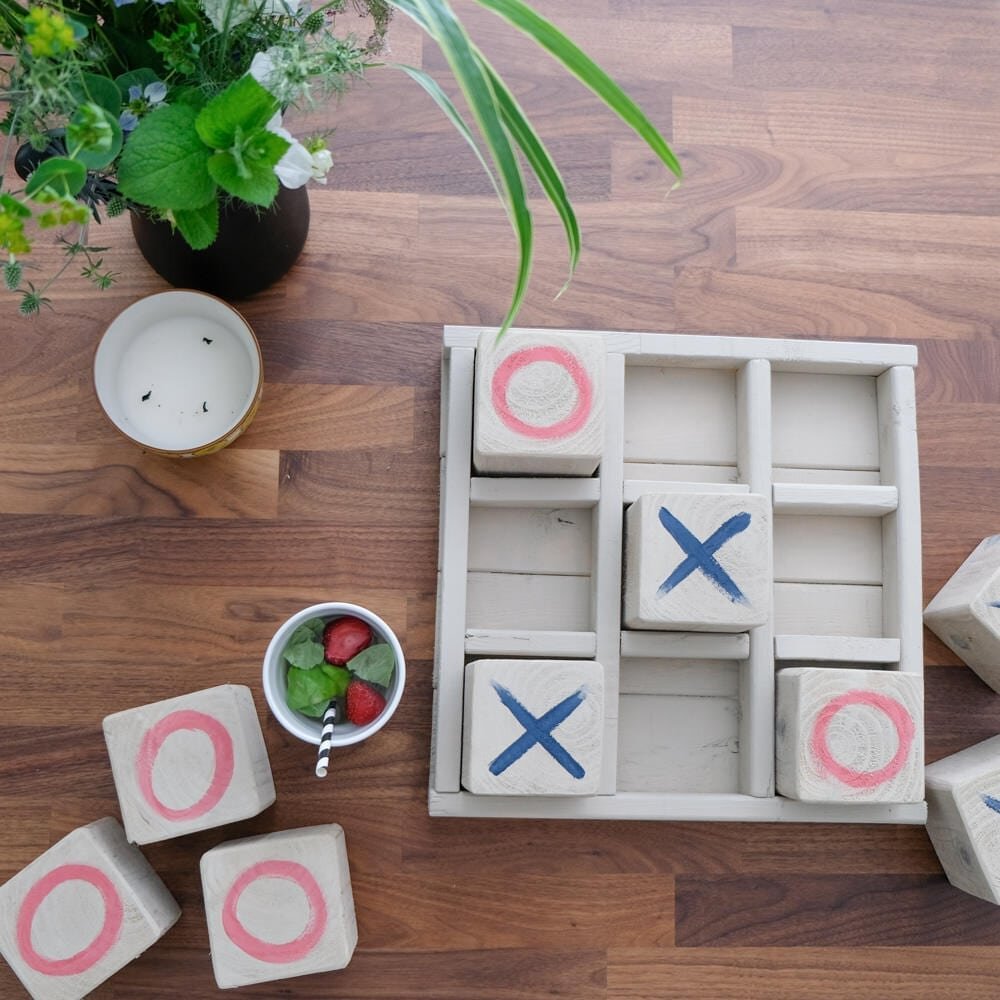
[200,824,356,989]
[624,492,772,632]
[925,735,1000,904]
[775,667,923,804]
[103,684,275,845]
[0,817,180,1000]
[462,658,604,795]
[924,535,1000,693]
[473,329,605,475]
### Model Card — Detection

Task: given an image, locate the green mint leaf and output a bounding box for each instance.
[347,643,395,687]
[298,700,332,718]
[195,76,279,150]
[173,198,218,250]
[289,618,326,645]
[118,105,215,210]
[207,147,278,207]
[318,664,351,697]
[24,157,87,197]
[283,637,325,669]
[285,666,337,714]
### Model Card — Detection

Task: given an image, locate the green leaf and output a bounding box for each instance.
[173,198,219,250]
[71,74,122,117]
[207,152,278,207]
[117,104,216,211]
[68,104,123,170]
[347,643,395,687]
[290,618,327,645]
[196,76,279,150]
[24,157,87,197]
[286,666,338,716]
[115,68,160,100]
[318,664,351,697]
[468,0,681,180]
[394,0,532,338]
[284,637,325,670]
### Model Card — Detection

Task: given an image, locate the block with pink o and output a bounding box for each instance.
[103,684,275,845]
[775,667,923,804]
[200,824,356,989]
[473,329,606,476]
[0,817,179,1000]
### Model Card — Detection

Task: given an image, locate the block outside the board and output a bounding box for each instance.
[103,684,276,845]
[201,824,357,989]
[0,817,180,1000]
[775,667,923,804]
[473,330,606,475]
[462,659,604,795]
[925,734,1000,905]
[924,535,1000,692]
[623,492,772,632]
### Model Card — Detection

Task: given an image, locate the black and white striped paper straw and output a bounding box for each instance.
[315,701,337,778]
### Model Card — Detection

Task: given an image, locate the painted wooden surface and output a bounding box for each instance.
[0,818,179,1000]
[200,824,356,989]
[103,685,275,845]
[2,1,1000,997]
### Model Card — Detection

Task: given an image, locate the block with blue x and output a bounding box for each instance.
[462,659,604,795]
[624,491,771,632]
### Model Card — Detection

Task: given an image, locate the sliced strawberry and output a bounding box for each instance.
[323,615,373,665]
[346,680,386,726]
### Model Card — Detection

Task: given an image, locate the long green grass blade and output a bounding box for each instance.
[477,50,580,292]
[392,0,533,336]
[472,0,681,180]
[391,63,504,208]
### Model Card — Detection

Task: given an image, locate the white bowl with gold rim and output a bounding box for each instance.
[93,290,263,458]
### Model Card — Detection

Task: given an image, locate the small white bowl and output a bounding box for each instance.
[94,289,263,458]
[262,602,405,747]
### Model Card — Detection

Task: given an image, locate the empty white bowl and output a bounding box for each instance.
[262,602,405,747]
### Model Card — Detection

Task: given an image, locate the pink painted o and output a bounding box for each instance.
[810,689,916,789]
[16,864,123,976]
[136,709,234,821]
[491,345,593,440]
[222,860,327,964]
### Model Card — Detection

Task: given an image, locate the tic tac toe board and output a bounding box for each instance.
[430,327,927,823]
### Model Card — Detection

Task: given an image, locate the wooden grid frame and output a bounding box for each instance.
[431,327,926,823]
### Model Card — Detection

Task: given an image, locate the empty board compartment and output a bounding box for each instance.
[431,327,925,823]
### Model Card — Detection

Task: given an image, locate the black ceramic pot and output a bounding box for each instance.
[130,184,310,300]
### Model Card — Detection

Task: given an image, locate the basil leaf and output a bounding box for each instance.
[283,637,324,669]
[347,643,395,687]
[286,666,337,714]
[318,664,351,697]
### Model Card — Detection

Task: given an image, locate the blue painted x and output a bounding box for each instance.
[489,682,586,778]
[657,505,751,604]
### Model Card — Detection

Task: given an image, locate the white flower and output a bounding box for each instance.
[308,148,333,183]
[249,48,279,93]
[266,113,314,189]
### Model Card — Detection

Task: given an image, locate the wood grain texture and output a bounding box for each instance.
[1,1,1000,997]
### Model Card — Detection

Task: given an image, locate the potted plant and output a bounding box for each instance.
[0,0,680,329]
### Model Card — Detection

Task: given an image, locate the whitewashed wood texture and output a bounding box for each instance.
[462,659,604,795]
[925,735,1000,904]
[775,667,923,804]
[923,535,1000,693]
[473,329,605,475]
[0,817,180,1000]
[200,824,356,989]
[103,684,275,845]
[433,327,924,823]
[624,491,771,632]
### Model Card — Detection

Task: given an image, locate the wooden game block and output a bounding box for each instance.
[0,817,180,1000]
[103,684,275,845]
[461,658,604,795]
[623,492,772,632]
[775,667,923,804]
[924,734,1000,904]
[924,535,1000,692]
[473,329,605,475]
[200,824,356,989]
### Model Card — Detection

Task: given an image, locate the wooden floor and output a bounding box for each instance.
[2,0,1000,996]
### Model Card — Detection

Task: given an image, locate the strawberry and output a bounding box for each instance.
[346,680,386,726]
[323,615,373,665]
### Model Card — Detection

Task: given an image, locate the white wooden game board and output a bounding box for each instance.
[431,327,926,823]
